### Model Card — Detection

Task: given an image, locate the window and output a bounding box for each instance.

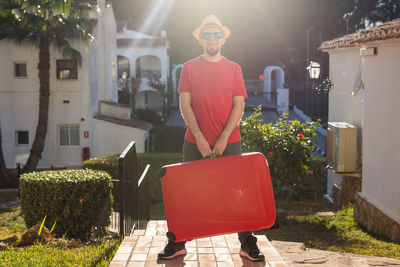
[56,59,78,79]
[59,125,80,146]
[16,131,29,146]
[14,62,27,78]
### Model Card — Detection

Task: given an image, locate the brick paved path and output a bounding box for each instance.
[110,220,287,267]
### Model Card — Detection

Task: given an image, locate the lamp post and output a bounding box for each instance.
[307,61,321,115]
[307,61,321,81]
[306,27,314,110]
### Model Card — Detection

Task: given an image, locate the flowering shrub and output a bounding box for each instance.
[240,106,324,198]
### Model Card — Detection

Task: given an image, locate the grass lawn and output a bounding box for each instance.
[257,199,400,260]
[0,204,121,266]
[150,199,400,260]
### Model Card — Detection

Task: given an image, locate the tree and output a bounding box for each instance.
[0,0,94,176]
[0,126,10,187]
[353,0,400,30]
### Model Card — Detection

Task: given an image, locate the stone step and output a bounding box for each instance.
[110,220,287,267]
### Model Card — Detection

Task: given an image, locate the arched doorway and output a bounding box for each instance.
[135,55,162,110]
[117,55,130,80]
[263,66,285,103]
[135,55,161,79]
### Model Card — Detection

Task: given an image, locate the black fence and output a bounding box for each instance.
[290,83,328,125]
[111,141,150,236]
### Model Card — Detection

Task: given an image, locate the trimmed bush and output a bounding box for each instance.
[19,169,112,240]
[82,154,119,179]
[151,125,186,152]
[240,106,323,198]
[134,108,163,125]
[83,153,183,203]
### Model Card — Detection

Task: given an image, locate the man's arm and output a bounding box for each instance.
[179,92,212,158]
[212,96,245,156]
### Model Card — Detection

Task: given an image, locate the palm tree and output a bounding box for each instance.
[0,126,11,187]
[0,0,94,176]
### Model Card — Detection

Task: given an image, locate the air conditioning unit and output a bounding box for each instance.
[327,122,359,173]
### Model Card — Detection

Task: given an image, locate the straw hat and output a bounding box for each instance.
[192,14,231,40]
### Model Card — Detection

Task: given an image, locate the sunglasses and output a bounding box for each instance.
[202,32,223,40]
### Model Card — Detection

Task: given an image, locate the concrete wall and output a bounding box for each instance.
[92,118,148,156]
[361,41,400,223]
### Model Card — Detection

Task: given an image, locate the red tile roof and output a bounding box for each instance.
[319,18,400,50]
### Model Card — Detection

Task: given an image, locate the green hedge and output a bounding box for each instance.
[83,153,183,203]
[19,169,112,241]
[151,125,186,152]
[240,106,326,198]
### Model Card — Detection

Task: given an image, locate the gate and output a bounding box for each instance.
[111,141,150,235]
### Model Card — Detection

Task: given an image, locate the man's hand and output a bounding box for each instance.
[212,135,228,156]
[195,134,212,158]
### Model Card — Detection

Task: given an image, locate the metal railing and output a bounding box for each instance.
[111,141,150,236]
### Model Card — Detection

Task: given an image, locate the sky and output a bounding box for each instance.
[111,0,352,82]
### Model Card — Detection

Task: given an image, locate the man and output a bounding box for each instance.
[158,14,265,262]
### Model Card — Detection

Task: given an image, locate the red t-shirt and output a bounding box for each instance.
[178,56,247,146]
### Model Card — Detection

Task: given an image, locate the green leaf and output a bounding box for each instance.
[38,215,46,237]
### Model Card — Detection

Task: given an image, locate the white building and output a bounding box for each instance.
[0,0,153,169]
[116,22,170,110]
[320,18,400,241]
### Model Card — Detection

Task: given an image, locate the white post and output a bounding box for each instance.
[277,88,289,114]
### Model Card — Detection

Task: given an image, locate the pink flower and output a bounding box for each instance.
[298,133,304,139]
[268,152,274,157]
[310,170,314,175]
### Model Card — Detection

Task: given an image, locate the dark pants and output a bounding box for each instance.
[171,140,254,245]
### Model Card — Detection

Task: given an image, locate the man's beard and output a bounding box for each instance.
[205,47,219,56]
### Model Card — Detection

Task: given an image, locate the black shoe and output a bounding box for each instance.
[157,240,187,260]
[239,236,265,262]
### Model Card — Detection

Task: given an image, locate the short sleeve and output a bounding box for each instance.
[233,66,247,98]
[177,63,191,93]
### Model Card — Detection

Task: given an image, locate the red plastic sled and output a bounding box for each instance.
[160,152,276,242]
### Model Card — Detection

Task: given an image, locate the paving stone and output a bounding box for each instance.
[109,260,127,267]
[199,261,217,267]
[133,230,146,236]
[217,262,235,267]
[185,253,198,261]
[113,253,130,261]
[116,246,134,254]
[213,241,228,248]
[198,241,213,247]
[269,261,288,267]
[184,262,199,267]
[199,254,216,261]
[130,253,148,261]
[198,248,214,254]
[127,262,146,267]
[110,221,290,266]
[215,254,232,262]
[214,248,230,254]
[133,246,150,254]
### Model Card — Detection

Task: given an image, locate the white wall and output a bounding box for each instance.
[362,41,400,223]
[0,39,92,168]
[326,48,364,191]
[328,48,364,130]
[92,118,148,157]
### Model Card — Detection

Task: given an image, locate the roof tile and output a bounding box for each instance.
[319,18,400,50]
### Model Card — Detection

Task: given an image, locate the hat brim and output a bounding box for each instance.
[192,25,231,40]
